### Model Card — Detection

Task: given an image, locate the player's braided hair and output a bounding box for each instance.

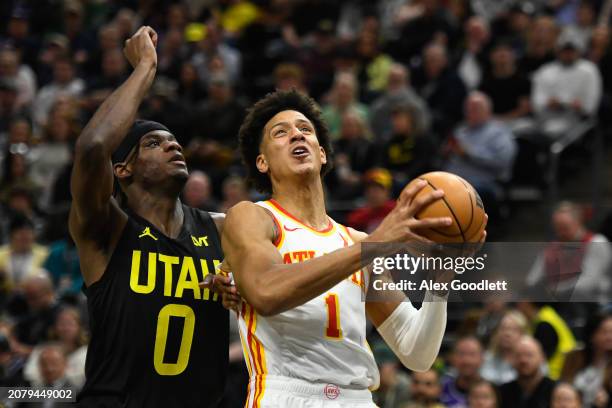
[238,89,334,194]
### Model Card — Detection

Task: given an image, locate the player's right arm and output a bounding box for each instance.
[222,181,452,316]
[69,26,158,286]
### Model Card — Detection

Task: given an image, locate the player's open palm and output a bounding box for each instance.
[367,180,452,244]
[123,26,158,69]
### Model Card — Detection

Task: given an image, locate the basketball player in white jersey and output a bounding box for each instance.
[221,90,486,407]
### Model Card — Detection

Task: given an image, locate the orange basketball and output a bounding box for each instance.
[406,171,486,243]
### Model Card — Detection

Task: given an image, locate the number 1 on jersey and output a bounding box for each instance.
[324,293,343,340]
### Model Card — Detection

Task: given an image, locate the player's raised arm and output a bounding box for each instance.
[222,181,452,317]
[69,26,158,284]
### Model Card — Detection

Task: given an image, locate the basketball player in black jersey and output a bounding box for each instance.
[69,26,228,407]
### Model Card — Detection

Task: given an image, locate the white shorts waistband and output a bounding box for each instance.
[250,375,373,401]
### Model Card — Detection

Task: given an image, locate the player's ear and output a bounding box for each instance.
[114,162,133,180]
[319,146,327,165]
[256,153,269,174]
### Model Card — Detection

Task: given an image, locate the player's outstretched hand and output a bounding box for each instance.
[200,274,241,312]
[366,180,452,244]
[123,26,158,69]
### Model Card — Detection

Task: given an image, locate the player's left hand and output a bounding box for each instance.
[200,274,241,312]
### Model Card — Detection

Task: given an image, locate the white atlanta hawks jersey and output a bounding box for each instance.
[237,199,379,407]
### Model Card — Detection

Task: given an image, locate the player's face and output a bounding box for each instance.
[257,110,327,186]
[128,130,189,185]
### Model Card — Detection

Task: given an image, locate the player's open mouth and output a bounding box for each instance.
[291,146,309,158]
[169,154,186,166]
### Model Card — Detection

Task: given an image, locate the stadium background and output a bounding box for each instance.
[0,0,611,407]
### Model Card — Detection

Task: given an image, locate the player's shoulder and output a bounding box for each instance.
[224,201,275,235]
[344,226,368,242]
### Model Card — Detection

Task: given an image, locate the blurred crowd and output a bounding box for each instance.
[0,0,611,407]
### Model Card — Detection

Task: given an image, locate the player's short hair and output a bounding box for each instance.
[238,90,333,194]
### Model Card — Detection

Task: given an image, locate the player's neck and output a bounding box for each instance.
[272,180,328,230]
[129,194,184,238]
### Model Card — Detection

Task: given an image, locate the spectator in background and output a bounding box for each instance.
[370,63,431,141]
[468,379,499,408]
[301,19,338,100]
[35,343,76,395]
[527,202,612,304]
[36,34,72,88]
[0,149,39,208]
[516,302,576,380]
[28,108,77,208]
[481,310,528,385]
[322,72,369,139]
[0,5,38,69]
[274,62,308,94]
[192,21,241,86]
[346,168,395,233]
[177,61,207,106]
[24,307,87,391]
[83,24,122,80]
[380,103,436,187]
[413,42,467,137]
[456,16,491,91]
[157,28,186,80]
[479,42,531,122]
[561,0,596,52]
[441,336,484,408]
[499,336,556,408]
[0,330,27,388]
[43,233,81,300]
[371,340,412,408]
[0,216,48,293]
[327,110,376,200]
[0,78,29,134]
[531,32,602,140]
[562,313,612,407]
[12,273,59,354]
[219,176,249,213]
[355,30,393,102]
[182,171,219,212]
[32,57,84,128]
[0,48,36,110]
[550,382,582,408]
[83,48,128,115]
[443,91,517,221]
[404,369,446,408]
[520,15,558,76]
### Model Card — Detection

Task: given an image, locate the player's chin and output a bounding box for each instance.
[169,166,189,180]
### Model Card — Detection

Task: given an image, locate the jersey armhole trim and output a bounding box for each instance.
[261,207,284,248]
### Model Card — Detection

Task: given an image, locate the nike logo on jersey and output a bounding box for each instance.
[284,225,302,232]
[191,235,209,247]
[139,227,158,241]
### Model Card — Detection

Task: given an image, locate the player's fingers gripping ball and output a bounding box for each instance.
[405,171,486,244]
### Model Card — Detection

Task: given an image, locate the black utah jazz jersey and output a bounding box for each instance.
[78,206,227,408]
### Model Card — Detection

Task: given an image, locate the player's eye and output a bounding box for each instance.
[274,129,286,137]
[300,127,312,133]
[147,140,160,147]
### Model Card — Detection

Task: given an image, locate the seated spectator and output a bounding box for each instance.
[520,16,558,76]
[412,43,467,137]
[182,171,219,212]
[404,369,446,408]
[0,151,39,205]
[34,343,76,392]
[300,20,338,100]
[468,379,499,408]
[0,78,29,135]
[0,215,48,292]
[371,340,412,408]
[441,336,484,408]
[550,382,582,408]
[0,48,37,110]
[346,168,395,233]
[443,91,517,219]
[531,33,602,140]
[0,328,27,387]
[481,310,528,385]
[499,336,556,408]
[28,107,77,208]
[24,307,87,390]
[219,176,249,213]
[191,21,241,86]
[479,42,531,122]
[83,48,128,115]
[43,234,82,300]
[177,62,207,106]
[326,110,376,200]
[561,0,596,52]
[354,30,393,102]
[321,72,369,140]
[380,103,436,187]
[273,63,308,94]
[456,16,492,91]
[12,273,60,355]
[516,302,576,380]
[562,312,612,407]
[527,202,612,304]
[32,57,84,128]
[369,63,431,141]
